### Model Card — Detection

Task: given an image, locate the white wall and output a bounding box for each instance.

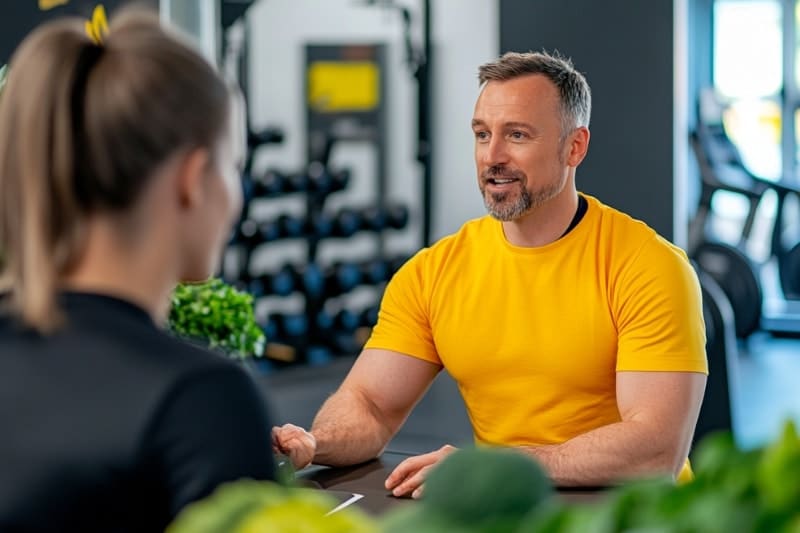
[428,0,498,239]
[161,0,219,63]
[244,0,497,247]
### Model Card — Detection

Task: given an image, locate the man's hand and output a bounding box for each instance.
[384,444,458,499]
[272,423,316,469]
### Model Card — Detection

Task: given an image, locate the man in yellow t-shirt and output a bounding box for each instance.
[273,51,708,495]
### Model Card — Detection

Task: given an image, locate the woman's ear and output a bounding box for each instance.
[175,148,211,209]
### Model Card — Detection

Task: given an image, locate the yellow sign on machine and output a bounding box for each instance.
[307,61,379,113]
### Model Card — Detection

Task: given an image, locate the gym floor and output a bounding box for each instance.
[259,331,800,455]
[706,195,800,448]
[734,332,800,449]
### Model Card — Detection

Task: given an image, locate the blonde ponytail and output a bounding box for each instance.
[0,23,93,330]
[0,10,230,332]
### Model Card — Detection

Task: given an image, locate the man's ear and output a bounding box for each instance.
[566,126,590,167]
[175,148,211,209]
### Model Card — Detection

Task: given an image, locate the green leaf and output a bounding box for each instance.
[168,278,265,358]
[756,420,800,514]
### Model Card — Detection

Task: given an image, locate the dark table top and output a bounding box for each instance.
[297,451,606,516]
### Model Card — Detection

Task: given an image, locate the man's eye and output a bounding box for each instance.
[475,131,489,141]
[510,131,526,139]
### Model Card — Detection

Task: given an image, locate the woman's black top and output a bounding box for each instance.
[0,292,276,532]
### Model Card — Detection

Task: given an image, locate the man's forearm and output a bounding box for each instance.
[521,420,687,487]
[310,388,396,467]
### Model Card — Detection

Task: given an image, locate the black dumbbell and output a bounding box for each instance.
[360,258,391,285]
[306,162,351,196]
[250,263,325,298]
[310,211,335,239]
[385,205,410,230]
[324,262,362,298]
[315,308,361,334]
[260,169,293,197]
[241,168,294,203]
[230,218,263,247]
[248,127,284,149]
[259,214,306,242]
[360,305,380,327]
[357,205,411,232]
[361,206,388,232]
[330,208,363,238]
[285,172,310,193]
[265,313,307,339]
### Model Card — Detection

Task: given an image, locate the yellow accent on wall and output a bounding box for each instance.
[38,0,69,11]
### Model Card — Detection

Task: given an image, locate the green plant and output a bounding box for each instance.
[383,447,554,533]
[166,480,378,533]
[380,420,800,533]
[516,419,800,533]
[168,278,265,358]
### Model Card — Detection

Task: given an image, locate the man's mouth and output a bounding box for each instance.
[482,167,524,186]
[487,178,518,185]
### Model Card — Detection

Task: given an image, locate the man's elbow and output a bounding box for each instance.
[652,438,691,481]
[350,386,402,447]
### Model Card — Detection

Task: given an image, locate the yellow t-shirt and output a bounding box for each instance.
[365,194,708,482]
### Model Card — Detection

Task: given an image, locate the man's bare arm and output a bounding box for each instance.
[386,370,706,497]
[522,371,706,486]
[310,348,442,467]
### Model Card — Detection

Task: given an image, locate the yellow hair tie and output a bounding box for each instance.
[85,5,109,45]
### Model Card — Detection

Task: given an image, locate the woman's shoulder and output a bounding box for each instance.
[57,291,244,381]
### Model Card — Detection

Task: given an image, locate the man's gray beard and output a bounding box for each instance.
[483,186,533,221]
[482,177,566,222]
[481,139,571,221]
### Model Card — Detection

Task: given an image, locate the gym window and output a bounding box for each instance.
[711,0,800,255]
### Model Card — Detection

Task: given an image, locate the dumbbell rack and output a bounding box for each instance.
[222,41,417,368]
[229,158,411,367]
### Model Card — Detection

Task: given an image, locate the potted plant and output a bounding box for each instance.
[168,278,265,360]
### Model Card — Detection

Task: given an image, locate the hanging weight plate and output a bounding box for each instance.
[692,241,762,338]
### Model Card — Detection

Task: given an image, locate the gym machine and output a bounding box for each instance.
[689,90,800,337]
[692,263,739,444]
[689,117,765,338]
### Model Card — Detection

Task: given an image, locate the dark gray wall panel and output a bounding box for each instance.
[500,0,675,240]
[1,1,157,65]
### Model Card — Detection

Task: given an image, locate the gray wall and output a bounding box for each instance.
[500,0,688,244]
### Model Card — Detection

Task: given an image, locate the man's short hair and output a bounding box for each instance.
[478,51,591,137]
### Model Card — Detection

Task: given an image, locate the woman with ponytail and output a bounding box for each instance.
[0,8,276,531]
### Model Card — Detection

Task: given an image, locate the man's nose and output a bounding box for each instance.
[481,136,510,167]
